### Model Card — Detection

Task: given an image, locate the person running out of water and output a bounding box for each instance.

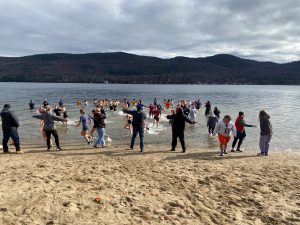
[76,109,92,145]
[93,108,107,148]
[152,105,160,128]
[213,115,237,156]
[189,105,197,123]
[32,106,67,151]
[148,103,154,118]
[183,104,190,117]
[1,104,23,154]
[29,100,35,110]
[207,111,218,135]
[195,99,201,110]
[165,100,171,110]
[76,99,81,107]
[124,113,133,134]
[259,110,273,156]
[167,107,196,153]
[213,107,221,119]
[132,99,137,107]
[231,112,257,152]
[205,101,211,116]
[123,105,147,152]
[84,99,88,107]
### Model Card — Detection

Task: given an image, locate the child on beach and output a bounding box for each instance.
[231,112,256,152]
[259,110,273,156]
[76,109,92,145]
[213,115,237,156]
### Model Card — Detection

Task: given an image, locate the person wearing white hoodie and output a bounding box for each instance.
[213,115,237,156]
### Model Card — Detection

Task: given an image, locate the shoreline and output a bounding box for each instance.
[0,146,299,224]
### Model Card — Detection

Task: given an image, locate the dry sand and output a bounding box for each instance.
[0,145,299,225]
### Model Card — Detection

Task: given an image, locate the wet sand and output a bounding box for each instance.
[0,145,299,225]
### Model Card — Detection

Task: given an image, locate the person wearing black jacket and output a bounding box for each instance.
[93,108,107,148]
[1,104,23,154]
[123,105,147,152]
[167,107,195,153]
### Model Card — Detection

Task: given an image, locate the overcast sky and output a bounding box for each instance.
[0,0,299,62]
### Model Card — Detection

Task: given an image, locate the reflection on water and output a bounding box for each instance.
[0,83,299,152]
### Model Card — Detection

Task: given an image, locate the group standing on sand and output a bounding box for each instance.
[0,98,273,157]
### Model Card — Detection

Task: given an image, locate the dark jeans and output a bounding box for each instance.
[45,130,60,149]
[2,128,20,152]
[208,126,215,134]
[172,131,186,151]
[131,127,144,150]
[232,131,246,150]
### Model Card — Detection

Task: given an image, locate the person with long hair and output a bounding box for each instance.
[258,110,273,156]
[76,109,92,145]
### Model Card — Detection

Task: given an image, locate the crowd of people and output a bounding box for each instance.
[0,98,273,157]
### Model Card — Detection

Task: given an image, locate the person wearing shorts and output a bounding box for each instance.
[213,115,237,156]
[76,109,91,145]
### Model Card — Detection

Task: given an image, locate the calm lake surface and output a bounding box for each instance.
[0,83,299,152]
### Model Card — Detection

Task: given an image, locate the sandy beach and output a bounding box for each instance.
[0,145,299,225]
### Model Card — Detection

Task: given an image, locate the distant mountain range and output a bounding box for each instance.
[0,52,299,84]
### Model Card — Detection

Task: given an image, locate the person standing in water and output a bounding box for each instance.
[123,105,147,152]
[1,104,23,154]
[213,107,221,119]
[29,100,35,110]
[213,115,237,156]
[76,109,92,145]
[93,108,107,148]
[231,112,256,152]
[167,107,196,153]
[259,110,273,156]
[32,106,67,151]
[205,101,211,116]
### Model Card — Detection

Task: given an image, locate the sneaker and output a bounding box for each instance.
[236,149,243,152]
[170,149,175,151]
[93,144,98,148]
[219,153,224,157]
[3,150,12,154]
[16,150,24,154]
[182,149,186,153]
[140,149,144,152]
[231,149,235,152]
[56,147,62,151]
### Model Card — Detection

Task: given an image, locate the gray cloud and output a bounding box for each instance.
[0,0,299,62]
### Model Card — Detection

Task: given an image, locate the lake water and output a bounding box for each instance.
[0,83,299,152]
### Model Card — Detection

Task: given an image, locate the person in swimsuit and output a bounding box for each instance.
[152,105,160,128]
[76,109,92,145]
[29,100,35,110]
[124,113,133,134]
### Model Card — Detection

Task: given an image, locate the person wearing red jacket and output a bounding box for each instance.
[231,112,256,152]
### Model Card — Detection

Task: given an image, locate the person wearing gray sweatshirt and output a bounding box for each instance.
[33,106,67,151]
